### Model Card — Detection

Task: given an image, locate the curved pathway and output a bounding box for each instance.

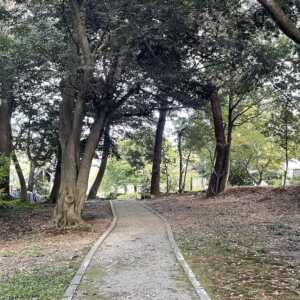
[74,200,198,300]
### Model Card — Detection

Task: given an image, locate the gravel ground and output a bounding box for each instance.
[74,200,198,300]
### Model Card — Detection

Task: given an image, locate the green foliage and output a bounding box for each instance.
[1,0,299,199]
[0,155,10,188]
[0,264,76,300]
[290,176,300,186]
[0,199,37,209]
[231,125,283,186]
[229,161,253,186]
[116,192,139,200]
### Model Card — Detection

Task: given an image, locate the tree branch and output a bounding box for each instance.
[258,0,300,44]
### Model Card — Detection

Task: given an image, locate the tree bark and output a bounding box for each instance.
[88,127,110,199]
[283,103,289,188]
[55,0,133,227]
[164,161,170,193]
[11,151,27,201]
[150,108,167,196]
[49,148,62,204]
[257,0,300,44]
[207,87,230,197]
[178,129,183,193]
[56,105,106,227]
[182,150,192,192]
[27,160,36,192]
[0,94,12,197]
[55,0,100,227]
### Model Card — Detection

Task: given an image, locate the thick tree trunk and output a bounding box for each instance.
[55,76,85,227]
[56,132,81,226]
[49,148,62,204]
[55,1,105,227]
[207,88,229,197]
[11,151,27,201]
[0,98,12,197]
[257,0,300,44]
[27,161,36,192]
[56,105,106,227]
[150,108,167,196]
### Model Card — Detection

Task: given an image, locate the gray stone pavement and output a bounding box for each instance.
[74,200,198,300]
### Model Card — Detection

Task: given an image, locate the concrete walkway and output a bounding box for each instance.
[74,200,198,300]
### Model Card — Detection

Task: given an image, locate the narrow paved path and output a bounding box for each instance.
[74,200,198,300]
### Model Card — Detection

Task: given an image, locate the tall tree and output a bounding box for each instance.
[257,0,300,44]
[88,125,111,200]
[55,0,163,226]
[150,106,168,196]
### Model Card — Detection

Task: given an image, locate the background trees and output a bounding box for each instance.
[0,0,299,228]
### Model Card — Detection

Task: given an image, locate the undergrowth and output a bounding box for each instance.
[0,199,39,210]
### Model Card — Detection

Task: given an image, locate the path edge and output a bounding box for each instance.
[141,202,211,300]
[62,200,118,300]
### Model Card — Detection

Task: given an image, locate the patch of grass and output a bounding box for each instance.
[0,263,77,300]
[0,251,16,258]
[79,265,108,300]
[21,244,44,258]
[267,223,292,236]
[0,199,39,210]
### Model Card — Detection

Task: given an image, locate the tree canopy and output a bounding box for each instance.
[0,0,299,226]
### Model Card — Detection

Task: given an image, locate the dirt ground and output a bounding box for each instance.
[148,187,300,300]
[0,200,112,299]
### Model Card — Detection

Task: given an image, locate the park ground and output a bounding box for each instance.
[149,187,300,300]
[0,201,112,300]
[0,188,299,299]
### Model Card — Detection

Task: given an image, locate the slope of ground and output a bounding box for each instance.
[148,187,300,300]
[0,200,112,300]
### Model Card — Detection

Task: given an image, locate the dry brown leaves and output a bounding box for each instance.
[0,201,112,279]
[148,187,300,300]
